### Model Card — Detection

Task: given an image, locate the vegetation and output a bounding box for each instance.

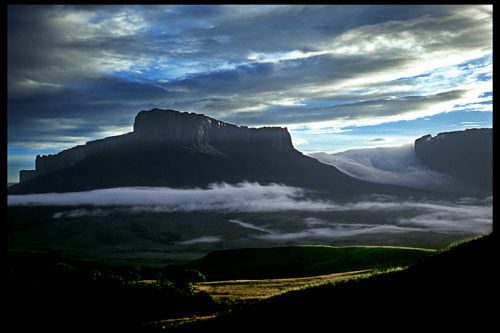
[6,234,494,331]
[187,244,436,281]
[193,269,387,301]
[163,233,497,331]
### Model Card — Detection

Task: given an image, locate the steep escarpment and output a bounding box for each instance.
[12,108,404,197]
[20,133,136,182]
[414,128,492,194]
[133,109,293,152]
[18,109,294,183]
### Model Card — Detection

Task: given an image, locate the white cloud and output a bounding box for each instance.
[55,8,149,40]
[228,219,272,233]
[395,203,492,234]
[12,139,89,151]
[256,224,422,241]
[9,182,491,240]
[7,182,333,212]
[91,124,134,139]
[311,144,456,191]
[247,50,330,64]
[178,236,222,245]
[290,136,308,146]
[53,208,109,219]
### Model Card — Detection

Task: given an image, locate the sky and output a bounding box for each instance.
[7,5,493,183]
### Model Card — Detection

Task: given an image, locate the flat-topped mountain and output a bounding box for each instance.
[19,109,294,183]
[18,109,293,183]
[310,128,492,196]
[414,128,492,194]
[11,108,413,198]
[133,109,293,151]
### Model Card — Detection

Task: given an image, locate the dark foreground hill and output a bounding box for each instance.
[5,234,494,331]
[8,109,417,199]
[168,233,497,331]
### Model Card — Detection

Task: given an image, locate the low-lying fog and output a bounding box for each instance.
[8,181,492,264]
[310,144,456,191]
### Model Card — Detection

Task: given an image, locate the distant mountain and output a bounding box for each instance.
[310,144,456,192]
[8,109,412,199]
[311,128,492,196]
[414,128,492,195]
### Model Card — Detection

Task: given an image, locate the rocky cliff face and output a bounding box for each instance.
[9,108,422,197]
[414,128,492,194]
[21,133,136,182]
[133,109,293,151]
[19,109,294,182]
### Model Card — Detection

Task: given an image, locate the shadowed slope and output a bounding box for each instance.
[171,233,496,331]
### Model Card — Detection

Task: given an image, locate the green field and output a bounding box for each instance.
[6,242,438,330]
[6,234,495,331]
[187,244,436,281]
[167,233,496,331]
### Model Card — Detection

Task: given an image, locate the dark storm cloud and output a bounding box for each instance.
[7,5,492,154]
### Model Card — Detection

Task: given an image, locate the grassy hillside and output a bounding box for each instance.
[166,233,496,331]
[7,235,494,331]
[187,245,436,281]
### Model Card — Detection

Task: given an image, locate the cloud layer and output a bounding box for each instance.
[8,182,492,238]
[8,5,492,179]
[311,144,456,191]
[7,182,332,212]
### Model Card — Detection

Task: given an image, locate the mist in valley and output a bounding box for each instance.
[8,181,492,265]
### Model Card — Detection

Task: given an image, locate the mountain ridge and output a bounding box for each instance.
[11,108,402,197]
[9,109,473,199]
[310,128,492,196]
[19,109,294,183]
[414,127,492,194]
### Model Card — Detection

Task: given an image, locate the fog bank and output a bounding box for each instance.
[311,144,455,191]
[7,182,331,212]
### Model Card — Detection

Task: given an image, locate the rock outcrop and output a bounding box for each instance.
[19,109,294,183]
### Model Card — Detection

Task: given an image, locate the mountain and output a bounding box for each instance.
[8,109,412,198]
[414,128,492,195]
[310,144,455,192]
[310,128,492,196]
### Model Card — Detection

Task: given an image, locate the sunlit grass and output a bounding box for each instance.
[281,266,407,295]
[192,268,405,301]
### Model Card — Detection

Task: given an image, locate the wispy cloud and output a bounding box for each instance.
[256,196,492,240]
[256,224,422,241]
[8,182,491,239]
[53,208,109,219]
[311,143,456,191]
[178,236,222,245]
[395,199,492,234]
[228,219,272,233]
[7,182,332,212]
